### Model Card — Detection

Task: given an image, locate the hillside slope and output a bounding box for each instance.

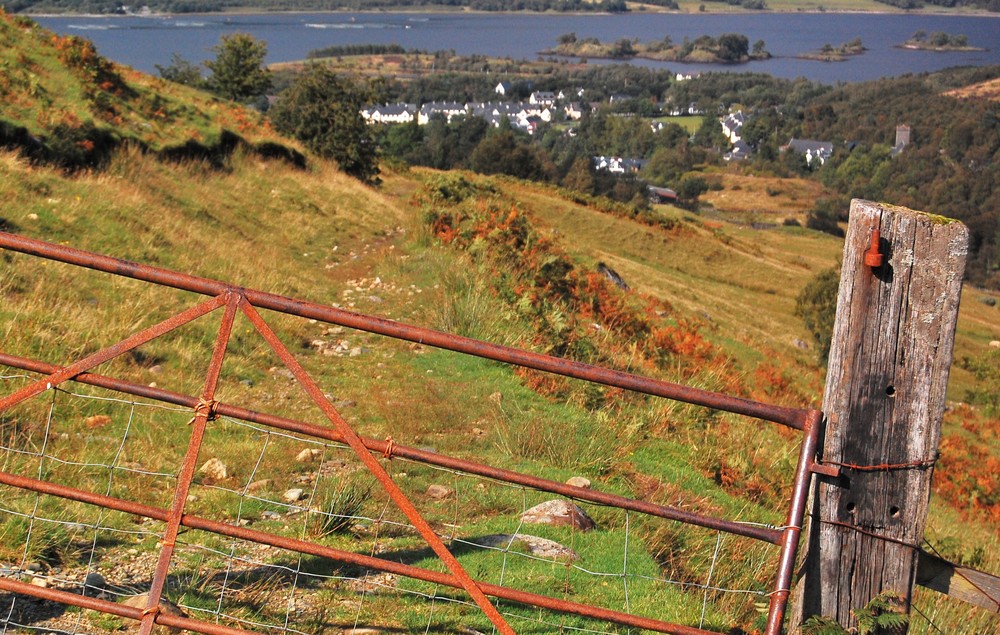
[0,17,997,635]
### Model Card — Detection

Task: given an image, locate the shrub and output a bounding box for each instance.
[795,268,839,365]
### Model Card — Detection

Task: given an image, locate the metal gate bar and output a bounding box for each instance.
[0,351,783,544]
[0,231,808,430]
[0,468,718,635]
[0,230,829,634]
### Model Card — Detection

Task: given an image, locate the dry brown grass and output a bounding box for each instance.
[701,172,830,222]
[943,77,1000,102]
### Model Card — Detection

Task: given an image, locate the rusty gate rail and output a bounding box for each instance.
[0,230,827,635]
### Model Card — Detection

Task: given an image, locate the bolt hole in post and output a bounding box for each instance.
[885,385,896,397]
[846,502,856,513]
[890,506,900,518]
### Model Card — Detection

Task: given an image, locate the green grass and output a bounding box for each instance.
[0,18,997,634]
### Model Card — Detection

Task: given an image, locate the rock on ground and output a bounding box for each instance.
[520,499,596,531]
[120,593,186,635]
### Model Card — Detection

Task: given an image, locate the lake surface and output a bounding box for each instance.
[35,12,1000,84]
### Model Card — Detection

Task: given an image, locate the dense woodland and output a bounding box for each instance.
[876,0,999,11]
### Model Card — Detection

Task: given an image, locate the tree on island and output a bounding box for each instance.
[269,64,381,185]
[717,33,750,62]
[206,33,271,103]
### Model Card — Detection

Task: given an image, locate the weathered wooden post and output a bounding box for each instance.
[792,200,968,631]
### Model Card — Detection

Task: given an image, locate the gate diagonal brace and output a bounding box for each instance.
[239,299,515,635]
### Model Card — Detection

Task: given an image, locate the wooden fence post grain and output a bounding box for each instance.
[792,200,968,632]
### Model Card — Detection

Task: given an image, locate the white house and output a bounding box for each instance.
[363,103,416,125]
[783,138,834,166]
[721,111,746,144]
[529,91,557,107]
[418,102,468,125]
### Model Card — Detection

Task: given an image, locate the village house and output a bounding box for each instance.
[782,138,834,166]
[563,102,585,120]
[494,81,513,96]
[529,91,557,107]
[362,103,417,125]
[721,111,746,144]
[592,156,648,174]
[724,140,752,162]
[417,102,469,125]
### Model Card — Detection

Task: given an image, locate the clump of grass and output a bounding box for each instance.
[311,480,372,537]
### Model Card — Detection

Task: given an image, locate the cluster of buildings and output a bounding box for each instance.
[720,109,911,166]
[362,85,592,134]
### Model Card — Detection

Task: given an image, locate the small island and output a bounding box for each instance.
[542,32,770,65]
[898,30,986,52]
[798,37,866,62]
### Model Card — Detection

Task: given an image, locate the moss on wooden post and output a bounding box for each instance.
[792,199,969,632]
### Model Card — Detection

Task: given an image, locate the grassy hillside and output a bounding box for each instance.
[0,15,997,635]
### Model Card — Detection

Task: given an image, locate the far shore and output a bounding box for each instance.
[21,6,1000,19]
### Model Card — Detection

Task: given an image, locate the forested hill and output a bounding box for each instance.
[2,0,646,14]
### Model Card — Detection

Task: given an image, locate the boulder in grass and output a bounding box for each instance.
[520,499,596,531]
[121,593,186,635]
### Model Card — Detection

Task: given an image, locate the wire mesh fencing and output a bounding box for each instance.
[0,231,827,635]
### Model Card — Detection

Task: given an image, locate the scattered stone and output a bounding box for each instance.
[521,500,596,531]
[85,415,112,428]
[27,213,39,221]
[261,511,282,521]
[335,400,357,409]
[296,448,323,463]
[199,458,228,480]
[990,340,1000,348]
[269,366,295,380]
[343,628,390,635]
[793,338,810,350]
[84,572,106,590]
[148,365,163,374]
[239,378,254,387]
[566,476,591,489]
[247,479,273,493]
[186,495,197,502]
[471,427,485,437]
[283,488,305,503]
[349,347,363,357]
[121,593,186,635]
[488,391,503,405]
[470,534,579,561]
[30,577,48,588]
[25,562,43,573]
[426,484,453,500]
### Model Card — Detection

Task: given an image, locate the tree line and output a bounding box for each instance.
[6,0,630,13]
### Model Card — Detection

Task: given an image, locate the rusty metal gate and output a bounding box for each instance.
[0,231,832,635]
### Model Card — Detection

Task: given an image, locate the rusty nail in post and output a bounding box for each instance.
[864,228,883,269]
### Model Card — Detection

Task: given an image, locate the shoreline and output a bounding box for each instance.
[21,8,1000,19]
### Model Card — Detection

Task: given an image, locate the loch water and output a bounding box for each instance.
[35,12,1000,83]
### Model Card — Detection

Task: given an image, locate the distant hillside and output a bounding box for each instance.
[945,76,1000,101]
[0,10,300,169]
[0,0,636,14]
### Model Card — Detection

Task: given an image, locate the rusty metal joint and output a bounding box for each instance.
[809,460,841,478]
[864,227,884,269]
